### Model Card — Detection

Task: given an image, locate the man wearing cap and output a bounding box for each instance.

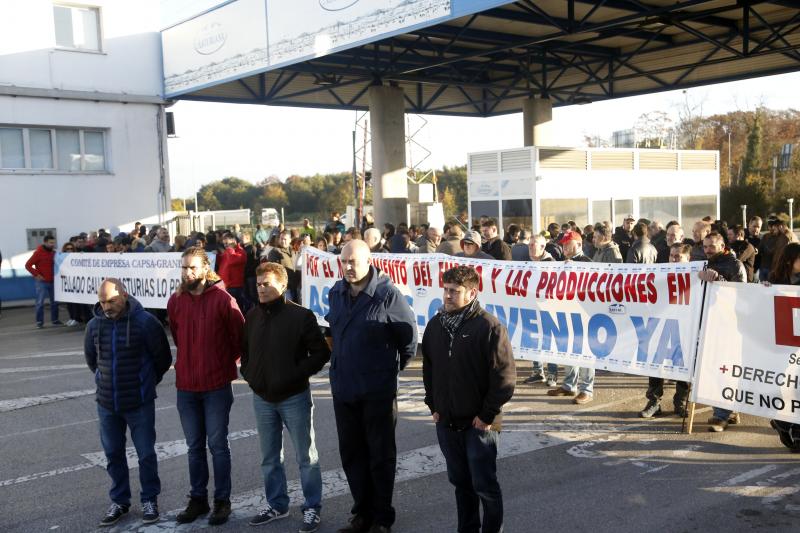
[547,230,594,404]
[613,216,635,260]
[456,231,494,260]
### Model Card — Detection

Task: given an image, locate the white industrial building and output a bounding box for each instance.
[0,0,168,266]
[468,146,720,233]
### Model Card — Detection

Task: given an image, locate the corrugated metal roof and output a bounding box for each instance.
[176,1,800,116]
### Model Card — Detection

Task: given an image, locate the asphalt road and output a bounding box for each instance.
[1,305,799,533]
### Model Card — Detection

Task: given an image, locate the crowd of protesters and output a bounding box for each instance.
[12,207,799,531]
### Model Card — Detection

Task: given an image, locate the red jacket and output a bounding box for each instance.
[167,281,245,392]
[25,245,55,282]
[217,245,246,289]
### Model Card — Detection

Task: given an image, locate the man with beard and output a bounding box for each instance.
[167,247,245,526]
[267,230,300,302]
[422,266,515,533]
[25,234,61,328]
[85,279,171,527]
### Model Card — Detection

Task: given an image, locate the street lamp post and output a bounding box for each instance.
[789,198,794,232]
[740,205,747,228]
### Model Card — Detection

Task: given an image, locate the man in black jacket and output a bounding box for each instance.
[241,262,330,532]
[699,232,746,432]
[84,279,172,527]
[422,266,516,533]
[480,218,512,260]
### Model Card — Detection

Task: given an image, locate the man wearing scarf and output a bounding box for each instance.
[422,266,516,533]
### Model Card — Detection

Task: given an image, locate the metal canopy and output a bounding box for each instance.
[176,1,800,116]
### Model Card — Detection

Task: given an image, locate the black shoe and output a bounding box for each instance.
[674,404,688,418]
[99,503,129,527]
[524,374,545,384]
[208,499,232,526]
[52,320,64,326]
[142,501,159,524]
[176,496,210,524]
[337,515,372,533]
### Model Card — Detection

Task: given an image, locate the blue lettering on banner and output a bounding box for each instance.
[493,305,520,339]
[541,312,569,352]
[308,286,331,317]
[653,319,684,366]
[520,308,539,350]
[587,314,616,358]
[631,317,660,362]
[571,313,584,354]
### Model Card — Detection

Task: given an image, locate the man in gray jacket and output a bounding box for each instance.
[456,231,494,260]
[626,222,658,264]
[592,224,623,263]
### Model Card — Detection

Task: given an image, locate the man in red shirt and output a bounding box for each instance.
[25,234,61,328]
[217,232,249,313]
[167,247,245,526]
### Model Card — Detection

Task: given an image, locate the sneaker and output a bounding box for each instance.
[299,508,321,533]
[249,505,289,526]
[176,496,210,524]
[574,392,594,405]
[639,401,662,419]
[524,374,545,385]
[674,405,688,418]
[142,501,159,524]
[52,320,64,326]
[337,515,372,533]
[545,376,557,387]
[728,412,741,425]
[707,416,728,432]
[547,387,576,397]
[65,319,79,327]
[208,499,232,526]
[99,503,129,527]
[36,322,44,329]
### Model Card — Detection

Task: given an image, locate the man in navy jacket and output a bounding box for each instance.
[325,239,417,533]
[85,279,172,527]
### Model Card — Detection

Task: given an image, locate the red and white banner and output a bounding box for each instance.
[693,282,800,424]
[302,248,706,381]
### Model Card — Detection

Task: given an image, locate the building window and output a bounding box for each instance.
[681,195,717,224]
[501,199,533,233]
[592,200,612,226]
[614,199,633,226]
[0,126,107,172]
[639,196,679,224]
[53,4,101,52]
[540,199,588,229]
[470,200,499,228]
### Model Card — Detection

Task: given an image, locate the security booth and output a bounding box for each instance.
[467,147,720,234]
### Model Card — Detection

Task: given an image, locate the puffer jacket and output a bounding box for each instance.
[84,296,172,412]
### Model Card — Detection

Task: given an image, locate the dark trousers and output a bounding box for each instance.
[333,395,397,527]
[227,286,250,315]
[97,400,160,505]
[436,425,503,533]
[177,384,234,501]
[646,377,689,407]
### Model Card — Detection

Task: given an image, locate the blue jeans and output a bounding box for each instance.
[177,384,234,501]
[436,424,503,533]
[34,279,58,324]
[253,390,322,512]
[562,366,594,394]
[97,401,160,505]
[713,407,733,419]
[531,361,558,379]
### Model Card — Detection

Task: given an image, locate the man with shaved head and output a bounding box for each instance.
[325,239,417,533]
[84,279,172,527]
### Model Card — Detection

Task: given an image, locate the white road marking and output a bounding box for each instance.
[0,364,87,374]
[0,350,84,360]
[0,388,95,412]
[721,465,779,486]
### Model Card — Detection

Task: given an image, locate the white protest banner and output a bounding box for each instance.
[54,253,214,309]
[693,282,800,424]
[301,247,706,381]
